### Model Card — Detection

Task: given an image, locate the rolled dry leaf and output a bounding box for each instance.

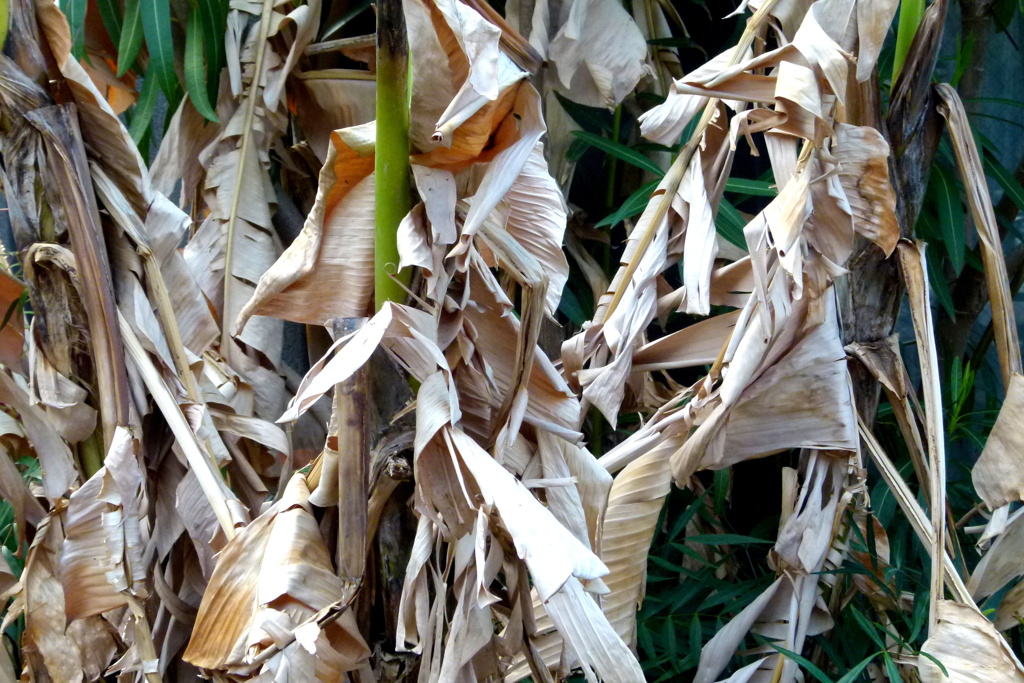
[935,84,1023,390]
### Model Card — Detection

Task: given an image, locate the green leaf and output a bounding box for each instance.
[140,0,179,96]
[117,0,144,77]
[59,0,87,59]
[663,615,678,663]
[666,490,708,542]
[892,0,925,82]
[572,131,666,177]
[128,73,159,146]
[712,468,730,517]
[965,97,1024,110]
[849,608,885,649]
[950,356,963,402]
[771,645,834,683]
[1,545,23,579]
[685,533,772,546]
[0,289,25,332]
[882,652,901,683]
[185,10,219,122]
[558,282,587,326]
[197,0,227,105]
[725,178,777,197]
[698,576,771,611]
[930,164,965,274]
[835,654,876,683]
[716,198,747,249]
[554,93,613,133]
[918,651,949,677]
[96,0,122,46]
[688,615,702,662]
[983,152,1024,213]
[926,245,956,320]
[597,180,658,228]
[951,32,974,88]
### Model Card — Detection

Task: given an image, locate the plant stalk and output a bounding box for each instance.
[375,0,411,311]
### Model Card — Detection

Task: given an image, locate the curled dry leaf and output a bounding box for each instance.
[919,600,1024,682]
[183,473,370,678]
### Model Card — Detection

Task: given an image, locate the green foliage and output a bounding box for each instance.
[185,9,219,122]
[139,0,179,98]
[116,0,144,77]
[98,0,230,148]
[58,0,87,59]
[928,163,966,275]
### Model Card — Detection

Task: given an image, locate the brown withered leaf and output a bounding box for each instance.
[183,473,369,678]
[235,122,376,330]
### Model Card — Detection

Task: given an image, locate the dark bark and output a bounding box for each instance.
[843,0,947,423]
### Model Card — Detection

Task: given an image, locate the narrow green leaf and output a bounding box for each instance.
[667,490,708,541]
[918,651,949,677]
[557,282,587,326]
[128,73,159,146]
[835,654,876,683]
[698,577,771,611]
[712,468,730,517]
[184,10,219,122]
[926,243,957,320]
[197,0,227,105]
[685,533,772,546]
[716,198,747,249]
[140,0,179,96]
[983,152,1024,213]
[950,356,963,401]
[930,164,965,274]
[849,608,885,649]
[0,289,24,332]
[725,178,777,197]
[572,130,666,177]
[96,0,122,46]
[554,92,613,133]
[597,180,659,228]
[663,616,678,664]
[637,622,655,660]
[59,0,87,59]
[951,32,974,88]
[882,652,901,682]
[965,97,1024,110]
[688,615,701,662]
[117,0,144,77]
[771,645,834,683]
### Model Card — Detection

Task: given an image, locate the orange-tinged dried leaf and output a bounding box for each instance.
[184,473,370,676]
[236,123,377,330]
